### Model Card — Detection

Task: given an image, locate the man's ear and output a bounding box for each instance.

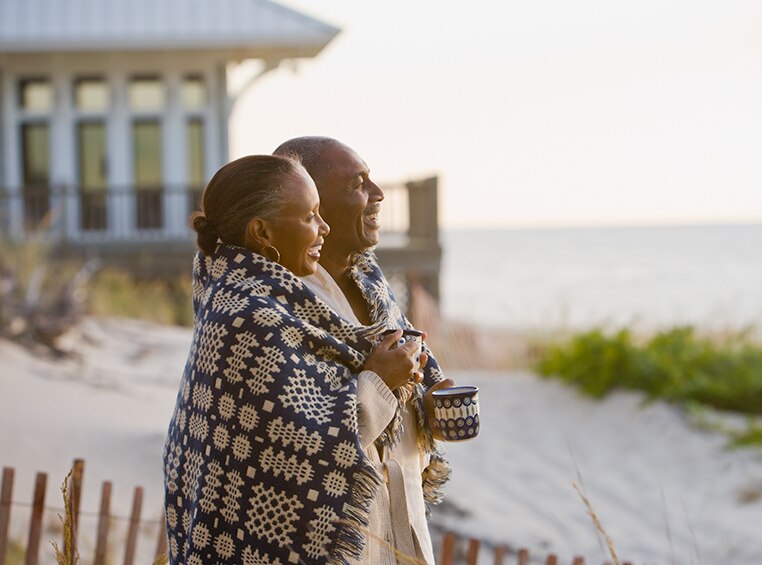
[245,217,273,249]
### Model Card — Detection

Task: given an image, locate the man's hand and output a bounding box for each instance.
[423,378,456,441]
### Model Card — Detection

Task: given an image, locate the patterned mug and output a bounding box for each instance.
[379,328,425,372]
[432,385,480,441]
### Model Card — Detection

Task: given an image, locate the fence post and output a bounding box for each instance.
[69,459,84,560]
[545,554,558,565]
[0,468,15,565]
[123,486,143,565]
[572,557,585,565]
[493,545,508,565]
[465,537,480,565]
[155,509,168,559]
[439,532,457,565]
[24,472,47,565]
[518,548,529,565]
[93,481,112,565]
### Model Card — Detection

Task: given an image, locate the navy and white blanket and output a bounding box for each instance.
[163,245,448,564]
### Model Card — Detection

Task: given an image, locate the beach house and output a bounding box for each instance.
[0,0,441,301]
[0,0,338,268]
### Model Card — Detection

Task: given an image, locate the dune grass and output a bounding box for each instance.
[535,326,762,445]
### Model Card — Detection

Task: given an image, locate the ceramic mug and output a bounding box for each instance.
[379,328,425,372]
[432,385,480,441]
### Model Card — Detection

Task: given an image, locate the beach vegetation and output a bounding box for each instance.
[535,326,762,445]
[0,236,96,352]
[86,269,193,327]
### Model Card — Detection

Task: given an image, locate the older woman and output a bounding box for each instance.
[162,155,422,564]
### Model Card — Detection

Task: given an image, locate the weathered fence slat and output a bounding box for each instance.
[24,472,47,565]
[69,458,84,560]
[493,544,508,565]
[546,554,558,565]
[93,481,112,565]
[440,531,456,565]
[465,537,480,565]
[155,509,168,559]
[0,467,15,565]
[123,486,143,565]
[573,557,586,565]
[518,547,530,565]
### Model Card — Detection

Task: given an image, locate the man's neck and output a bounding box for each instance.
[318,246,354,283]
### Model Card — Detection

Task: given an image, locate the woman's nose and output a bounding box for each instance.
[318,214,330,235]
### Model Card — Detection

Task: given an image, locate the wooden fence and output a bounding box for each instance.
[0,459,633,565]
[0,459,166,565]
[437,531,633,564]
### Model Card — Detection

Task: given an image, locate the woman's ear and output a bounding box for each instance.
[245,217,273,250]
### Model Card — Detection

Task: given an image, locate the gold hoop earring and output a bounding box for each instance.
[262,244,281,264]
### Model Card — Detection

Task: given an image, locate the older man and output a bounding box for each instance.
[274,137,453,564]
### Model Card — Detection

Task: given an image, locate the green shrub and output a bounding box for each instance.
[535,326,762,416]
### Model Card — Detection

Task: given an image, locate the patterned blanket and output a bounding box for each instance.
[163,245,449,564]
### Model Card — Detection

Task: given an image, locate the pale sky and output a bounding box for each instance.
[229,0,762,229]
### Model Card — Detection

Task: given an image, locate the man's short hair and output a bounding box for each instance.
[273,136,339,183]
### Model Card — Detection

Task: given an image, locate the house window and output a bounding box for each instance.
[78,122,108,230]
[19,79,53,112]
[129,77,165,112]
[133,120,163,229]
[184,76,206,215]
[21,122,50,228]
[182,76,206,111]
[19,78,52,229]
[75,78,109,112]
[187,118,205,213]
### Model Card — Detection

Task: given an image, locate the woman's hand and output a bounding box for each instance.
[423,378,457,440]
[363,330,422,391]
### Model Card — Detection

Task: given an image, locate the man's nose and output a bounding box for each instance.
[369,180,384,201]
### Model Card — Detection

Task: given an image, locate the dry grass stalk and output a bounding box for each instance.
[572,481,621,565]
[50,469,79,565]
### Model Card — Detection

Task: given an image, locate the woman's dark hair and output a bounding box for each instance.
[190,154,304,255]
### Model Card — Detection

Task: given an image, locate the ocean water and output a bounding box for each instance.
[439,224,762,331]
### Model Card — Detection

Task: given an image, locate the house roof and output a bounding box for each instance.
[0,0,339,58]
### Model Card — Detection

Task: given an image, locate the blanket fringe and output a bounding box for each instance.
[421,452,451,507]
[327,456,384,564]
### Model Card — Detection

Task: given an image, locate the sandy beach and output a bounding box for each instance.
[1,317,761,564]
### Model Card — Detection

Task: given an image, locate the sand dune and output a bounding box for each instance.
[1,317,761,564]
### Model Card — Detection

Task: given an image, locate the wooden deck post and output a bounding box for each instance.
[439,532,457,565]
[0,468,15,565]
[123,486,143,565]
[25,472,47,565]
[93,481,112,565]
[405,176,441,301]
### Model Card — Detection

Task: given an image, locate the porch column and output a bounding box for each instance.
[1,70,22,238]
